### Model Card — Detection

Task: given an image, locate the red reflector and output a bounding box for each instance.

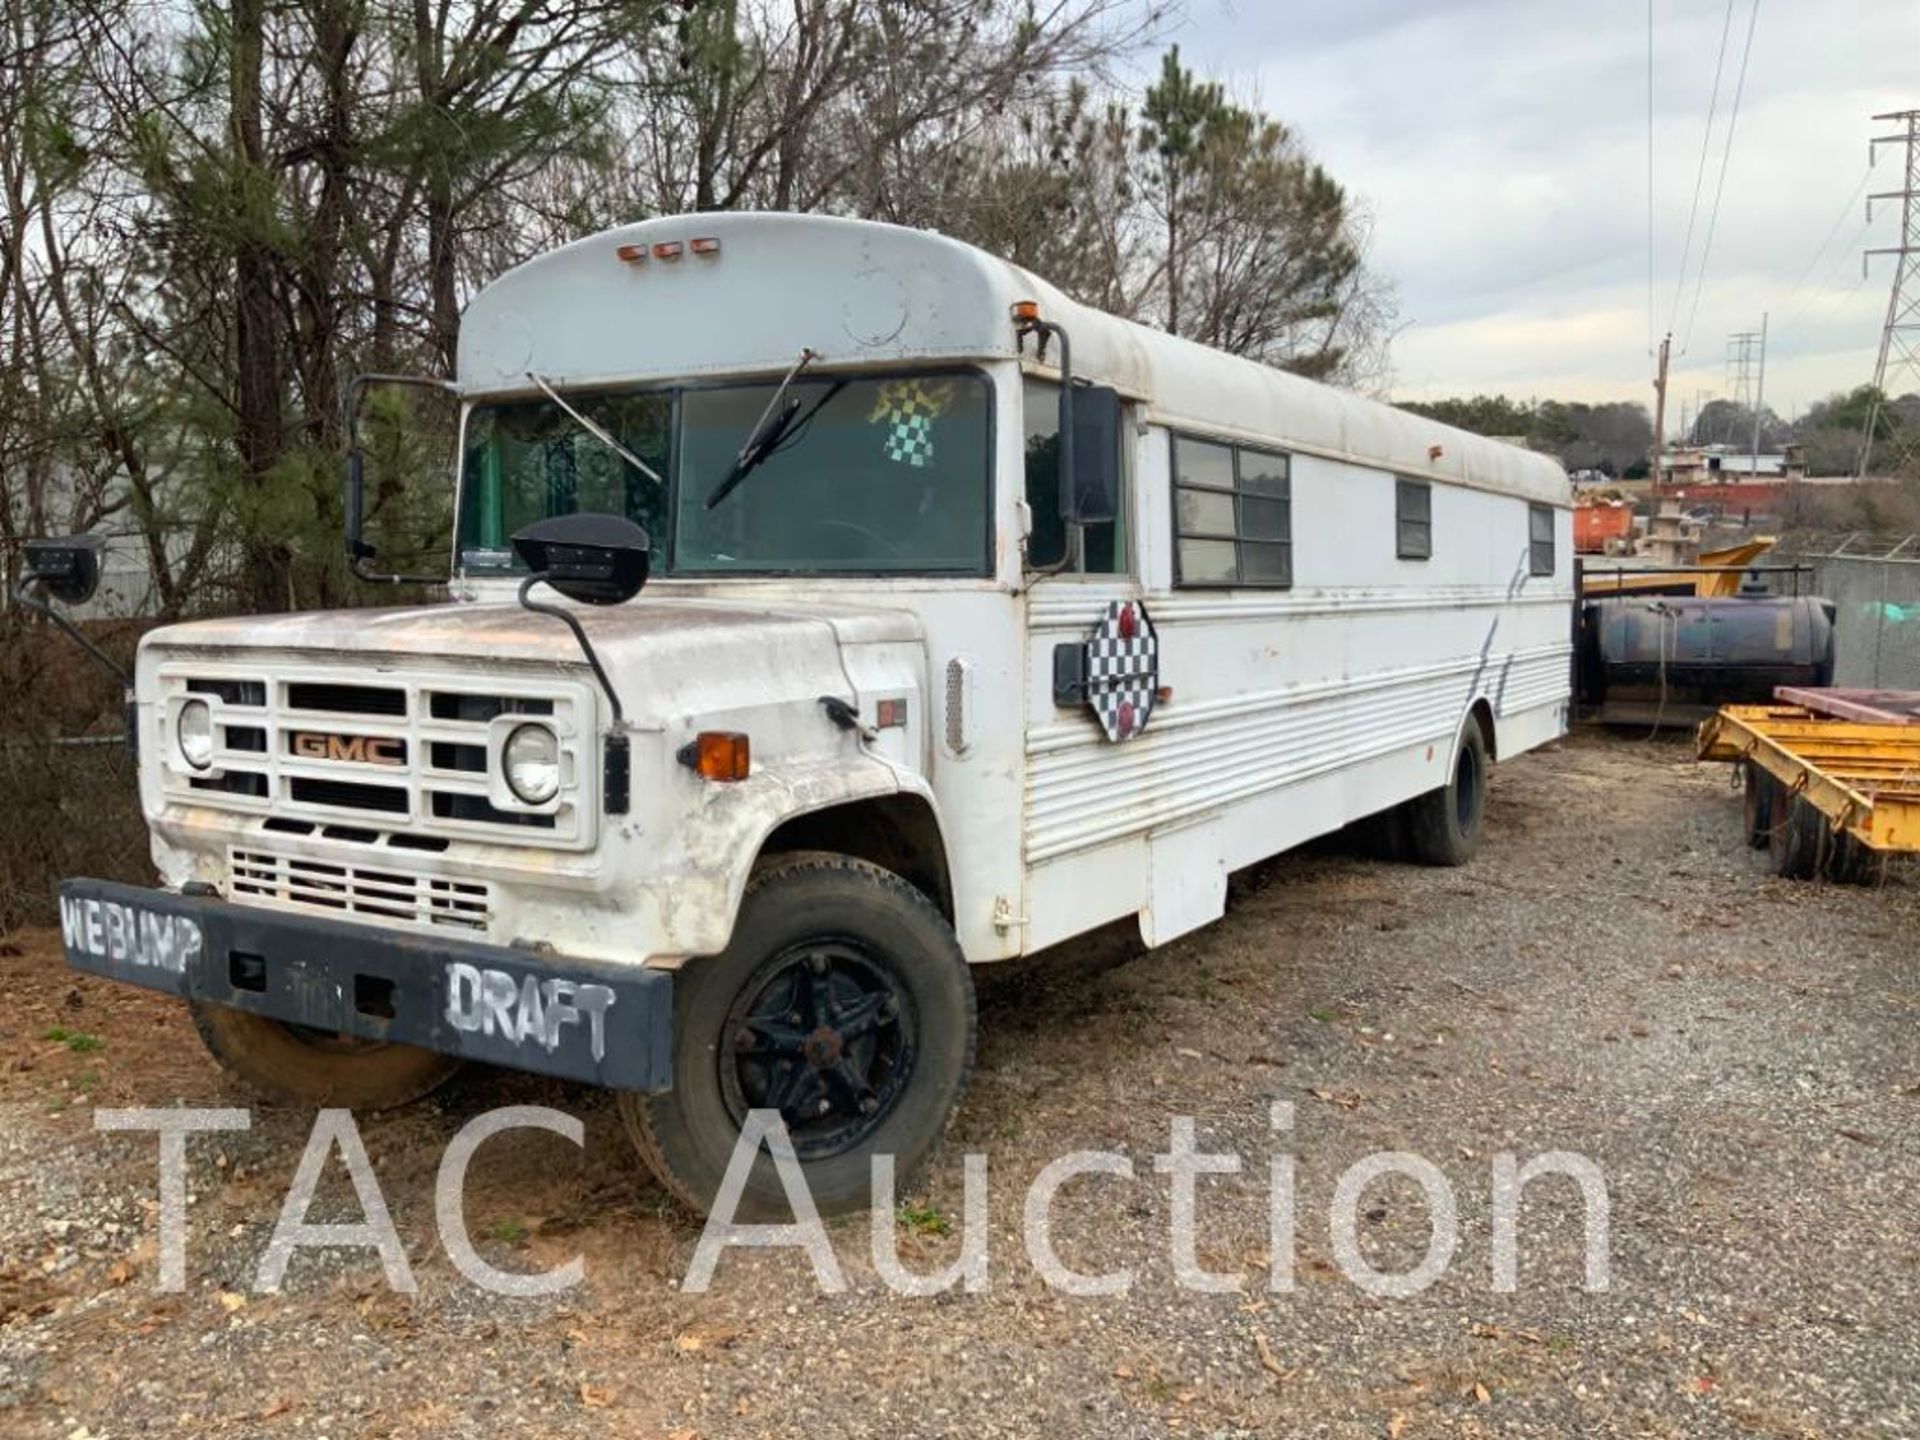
[875,698,906,730]
[652,241,683,261]
[615,243,646,265]
[690,237,721,256]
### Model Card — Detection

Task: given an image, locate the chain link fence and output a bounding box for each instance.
[1791,549,1920,690]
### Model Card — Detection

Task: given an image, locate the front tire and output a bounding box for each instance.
[190,1001,462,1109]
[1404,717,1491,867]
[619,853,976,1220]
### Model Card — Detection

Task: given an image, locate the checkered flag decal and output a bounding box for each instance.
[870,379,955,469]
[1085,600,1158,743]
[885,414,934,467]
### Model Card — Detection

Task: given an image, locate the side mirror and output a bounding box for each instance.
[511,513,651,605]
[22,536,104,605]
[1065,384,1121,525]
[10,535,129,690]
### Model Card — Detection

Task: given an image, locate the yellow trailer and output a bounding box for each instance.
[1698,701,1920,880]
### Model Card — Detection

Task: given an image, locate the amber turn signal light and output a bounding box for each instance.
[1010,299,1041,324]
[678,730,750,782]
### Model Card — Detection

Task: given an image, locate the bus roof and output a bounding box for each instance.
[459,212,1569,506]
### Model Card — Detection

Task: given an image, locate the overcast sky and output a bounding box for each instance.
[1161,0,1920,426]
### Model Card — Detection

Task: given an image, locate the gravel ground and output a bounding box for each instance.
[1,730,1916,1439]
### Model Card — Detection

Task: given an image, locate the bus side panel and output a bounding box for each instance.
[1020,441,1570,955]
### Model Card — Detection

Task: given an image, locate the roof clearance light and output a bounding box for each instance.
[653,241,684,262]
[615,243,647,265]
[690,237,721,256]
[1011,299,1041,324]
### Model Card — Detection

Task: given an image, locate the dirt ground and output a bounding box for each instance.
[1,731,1916,1439]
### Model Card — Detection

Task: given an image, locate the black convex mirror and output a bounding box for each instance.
[22,536,104,605]
[10,534,129,690]
[1067,384,1121,526]
[511,514,651,605]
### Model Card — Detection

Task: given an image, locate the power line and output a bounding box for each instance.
[1679,0,1763,356]
[1665,0,1738,339]
[1643,0,1658,359]
[1778,212,1874,339]
[1780,166,1872,314]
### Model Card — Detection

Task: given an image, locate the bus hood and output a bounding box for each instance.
[139,595,924,705]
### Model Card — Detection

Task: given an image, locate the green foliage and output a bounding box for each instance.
[42,1026,105,1054]
[895,1203,952,1237]
[1398,394,1654,476]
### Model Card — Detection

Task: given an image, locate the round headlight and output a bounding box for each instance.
[177,699,214,771]
[503,723,561,805]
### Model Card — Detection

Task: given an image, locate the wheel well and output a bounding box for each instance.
[757,795,954,920]
[1467,698,1498,761]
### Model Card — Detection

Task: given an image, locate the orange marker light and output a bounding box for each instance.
[615,243,647,265]
[690,237,721,256]
[1011,299,1041,324]
[680,730,750,782]
[653,241,684,262]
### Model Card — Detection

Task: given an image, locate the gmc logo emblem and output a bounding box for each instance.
[291,732,406,766]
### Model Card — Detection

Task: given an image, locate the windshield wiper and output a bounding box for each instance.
[526,371,663,485]
[703,347,818,511]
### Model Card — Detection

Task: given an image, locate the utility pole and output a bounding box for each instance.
[1862,108,1920,477]
[1749,311,1768,479]
[1651,332,1671,488]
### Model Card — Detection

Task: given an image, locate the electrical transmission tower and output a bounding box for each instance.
[1727,331,1761,417]
[1862,108,1920,476]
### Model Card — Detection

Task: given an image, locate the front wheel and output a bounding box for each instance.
[619,853,976,1220]
[190,1002,463,1109]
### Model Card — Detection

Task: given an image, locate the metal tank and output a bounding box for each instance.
[1578,595,1837,724]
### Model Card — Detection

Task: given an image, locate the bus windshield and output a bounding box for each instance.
[457,371,992,577]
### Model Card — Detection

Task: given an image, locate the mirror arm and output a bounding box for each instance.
[1017,316,1086,577]
[10,577,131,688]
[515,573,625,726]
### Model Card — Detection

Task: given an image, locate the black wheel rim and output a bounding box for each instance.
[1454,743,1483,833]
[718,940,918,1160]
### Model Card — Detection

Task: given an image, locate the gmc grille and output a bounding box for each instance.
[157,665,593,849]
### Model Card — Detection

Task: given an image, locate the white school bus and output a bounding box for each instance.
[45,213,1571,1216]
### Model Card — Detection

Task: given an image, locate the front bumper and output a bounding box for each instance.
[57,879,671,1091]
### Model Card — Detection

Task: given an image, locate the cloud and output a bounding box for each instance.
[1165,0,1920,413]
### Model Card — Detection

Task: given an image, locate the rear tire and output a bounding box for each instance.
[1742,764,1777,850]
[1769,794,1827,880]
[1404,718,1490,867]
[1827,829,1886,886]
[619,853,976,1220]
[190,1002,462,1109]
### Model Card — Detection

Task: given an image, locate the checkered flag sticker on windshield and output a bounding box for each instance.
[1085,600,1158,743]
[885,414,934,467]
[871,379,954,469]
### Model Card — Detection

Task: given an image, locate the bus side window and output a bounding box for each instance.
[1023,377,1126,574]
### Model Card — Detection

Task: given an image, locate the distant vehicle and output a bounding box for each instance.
[35,214,1572,1216]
